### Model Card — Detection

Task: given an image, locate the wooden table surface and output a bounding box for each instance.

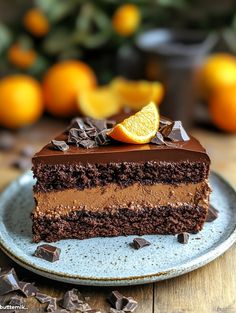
[0,118,236,313]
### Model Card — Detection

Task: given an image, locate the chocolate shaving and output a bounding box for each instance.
[0,268,20,296]
[206,205,219,222]
[108,291,125,310]
[131,238,151,250]
[19,281,38,297]
[161,121,190,142]
[177,232,189,244]
[69,117,86,130]
[34,244,61,262]
[68,128,88,143]
[95,130,111,146]
[51,140,69,152]
[150,132,166,145]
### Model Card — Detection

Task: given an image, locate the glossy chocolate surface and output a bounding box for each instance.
[33,118,210,166]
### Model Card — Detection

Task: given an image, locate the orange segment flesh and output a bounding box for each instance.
[79,87,121,119]
[111,78,164,110]
[108,102,159,144]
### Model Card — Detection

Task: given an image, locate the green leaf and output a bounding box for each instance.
[42,28,73,54]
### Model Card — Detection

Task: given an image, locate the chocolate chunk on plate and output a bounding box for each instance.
[19,281,38,297]
[177,232,190,244]
[0,268,20,296]
[206,205,219,222]
[51,140,69,152]
[34,244,61,262]
[131,238,151,250]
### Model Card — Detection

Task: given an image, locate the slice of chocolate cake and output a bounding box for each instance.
[31,114,211,242]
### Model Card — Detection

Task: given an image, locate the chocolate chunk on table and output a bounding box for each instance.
[131,238,151,250]
[34,244,61,262]
[51,140,69,152]
[177,232,190,244]
[35,292,52,304]
[46,297,58,312]
[0,268,20,296]
[206,205,219,222]
[108,291,125,310]
[122,297,138,312]
[61,289,84,311]
[9,295,25,306]
[85,310,102,313]
[110,309,124,313]
[19,281,38,297]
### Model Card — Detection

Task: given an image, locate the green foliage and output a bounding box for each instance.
[1,0,236,81]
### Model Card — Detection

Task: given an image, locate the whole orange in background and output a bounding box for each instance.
[0,75,43,129]
[200,53,236,96]
[43,61,97,118]
[23,8,50,37]
[112,4,141,36]
[209,87,236,133]
[8,43,37,69]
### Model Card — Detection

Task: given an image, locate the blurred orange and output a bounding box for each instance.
[209,87,236,133]
[0,75,43,129]
[8,44,37,69]
[79,87,121,119]
[200,53,236,96]
[112,4,141,36]
[111,78,164,110]
[23,8,50,37]
[42,60,97,118]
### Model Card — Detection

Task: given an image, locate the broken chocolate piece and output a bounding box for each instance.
[47,297,58,312]
[108,291,125,310]
[77,302,92,311]
[61,289,83,311]
[95,130,110,146]
[131,238,151,250]
[19,281,38,297]
[161,121,190,142]
[35,292,52,304]
[206,205,219,222]
[85,310,102,313]
[9,295,25,306]
[51,140,69,152]
[122,297,138,312]
[177,232,189,244]
[79,139,97,149]
[0,131,15,151]
[69,117,86,130]
[150,132,165,145]
[0,268,20,296]
[34,244,61,262]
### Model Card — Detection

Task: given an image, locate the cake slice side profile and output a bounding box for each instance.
[31,104,211,242]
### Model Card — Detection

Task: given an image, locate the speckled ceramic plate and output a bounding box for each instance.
[0,171,235,286]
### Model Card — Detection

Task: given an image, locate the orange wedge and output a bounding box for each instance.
[111,78,164,110]
[108,102,159,144]
[78,86,121,119]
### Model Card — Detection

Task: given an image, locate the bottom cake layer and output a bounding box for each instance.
[32,205,208,242]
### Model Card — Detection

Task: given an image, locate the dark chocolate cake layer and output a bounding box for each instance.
[32,205,208,242]
[33,160,210,192]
